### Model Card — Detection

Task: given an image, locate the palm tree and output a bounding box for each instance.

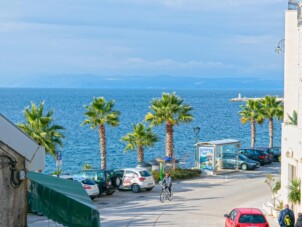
[239,100,264,148]
[18,101,65,158]
[82,97,120,170]
[288,178,301,205]
[145,92,193,158]
[261,96,284,148]
[122,123,158,163]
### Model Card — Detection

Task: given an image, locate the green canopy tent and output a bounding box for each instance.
[27,172,100,227]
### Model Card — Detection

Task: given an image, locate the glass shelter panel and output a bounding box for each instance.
[216,144,239,170]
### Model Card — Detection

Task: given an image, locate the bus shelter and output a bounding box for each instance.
[195,139,241,175]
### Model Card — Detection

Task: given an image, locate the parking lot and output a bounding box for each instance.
[28,162,280,227]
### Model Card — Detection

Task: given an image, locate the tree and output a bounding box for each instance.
[239,100,263,148]
[82,97,120,170]
[261,96,284,148]
[122,123,158,163]
[18,101,65,158]
[145,93,193,157]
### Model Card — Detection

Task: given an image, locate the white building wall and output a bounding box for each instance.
[284,10,299,121]
[281,7,302,213]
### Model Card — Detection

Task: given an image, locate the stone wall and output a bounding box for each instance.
[0,141,27,227]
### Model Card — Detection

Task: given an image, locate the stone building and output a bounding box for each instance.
[0,114,44,227]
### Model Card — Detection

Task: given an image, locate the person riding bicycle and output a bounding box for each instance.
[162,173,172,195]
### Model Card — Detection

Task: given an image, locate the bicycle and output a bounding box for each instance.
[159,181,173,203]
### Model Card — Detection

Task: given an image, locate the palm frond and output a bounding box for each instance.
[285,111,298,126]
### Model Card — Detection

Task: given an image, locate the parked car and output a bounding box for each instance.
[75,169,119,196]
[269,147,281,162]
[59,175,99,199]
[255,147,275,163]
[220,153,260,170]
[239,149,270,165]
[257,147,281,162]
[114,168,155,193]
[224,208,269,227]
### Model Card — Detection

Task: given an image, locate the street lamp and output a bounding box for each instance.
[275,39,285,54]
[193,127,200,144]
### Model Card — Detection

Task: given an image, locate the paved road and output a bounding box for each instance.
[28,163,281,227]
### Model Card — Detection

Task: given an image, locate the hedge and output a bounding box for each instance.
[152,168,201,182]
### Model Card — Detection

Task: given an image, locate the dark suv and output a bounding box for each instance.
[257,147,281,162]
[239,149,269,165]
[76,169,119,196]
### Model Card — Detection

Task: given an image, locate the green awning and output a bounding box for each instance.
[27,172,100,227]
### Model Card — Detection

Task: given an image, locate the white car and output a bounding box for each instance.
[114,168,155,193]
[59,175,100,199]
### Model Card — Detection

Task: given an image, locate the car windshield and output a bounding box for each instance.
[139,171,151,177]
[239,214,266,223]
[82,179,96,185]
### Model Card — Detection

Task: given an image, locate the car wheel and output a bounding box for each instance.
[241,163,248,171]
[131,184,140,193]
[146,187,153,191]
[106,191,115,196]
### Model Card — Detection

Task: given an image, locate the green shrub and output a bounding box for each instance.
[273,181,281,193]
[152,168,201,182]
[288,178,301,204]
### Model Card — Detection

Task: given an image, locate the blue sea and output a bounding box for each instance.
[0,88,283,174]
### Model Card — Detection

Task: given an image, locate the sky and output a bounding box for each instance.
[0,0,287,87]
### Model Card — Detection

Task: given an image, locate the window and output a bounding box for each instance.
[239,214,266,223]
[139,171,151,177]
[96,171,105,180]
[115,170,124,178]
[125,171,138,177]
[82,179,95,185]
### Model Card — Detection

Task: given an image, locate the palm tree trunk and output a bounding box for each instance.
[269,118,274,148]
[166,122,174,157]
[138,145,144,163]
[251,119,256,148]
[99,124,106,170]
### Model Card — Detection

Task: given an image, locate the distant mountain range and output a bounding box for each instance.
[1,75,283,90]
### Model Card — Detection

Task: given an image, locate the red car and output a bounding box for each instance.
[224,208,269,227]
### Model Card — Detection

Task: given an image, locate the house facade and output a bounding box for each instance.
[281,1,302,213]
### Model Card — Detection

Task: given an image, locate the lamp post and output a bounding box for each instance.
[193,127,200,144]
[193,127,200,167]
[275,39,285,54]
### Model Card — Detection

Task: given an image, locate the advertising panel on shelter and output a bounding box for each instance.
[199,147,214,173]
